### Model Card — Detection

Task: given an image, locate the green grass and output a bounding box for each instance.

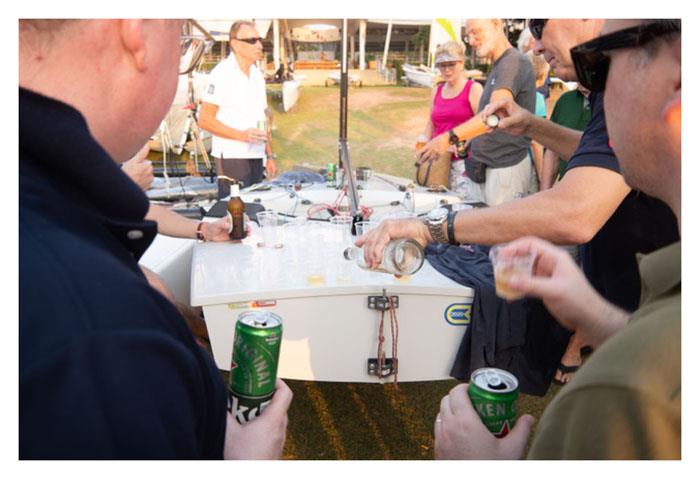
[270,86,431,179]
[280,379,561,460]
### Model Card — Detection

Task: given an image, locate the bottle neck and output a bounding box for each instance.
[231,184,240,197]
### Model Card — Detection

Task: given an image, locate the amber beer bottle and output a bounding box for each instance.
[227,183,246,240]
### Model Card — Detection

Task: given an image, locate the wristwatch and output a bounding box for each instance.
[447,129,460,145]
[423,207,450,244]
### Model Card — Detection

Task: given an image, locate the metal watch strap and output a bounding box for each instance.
[425,218,449,244]
[447,210,457,245]
[448,129,459,145]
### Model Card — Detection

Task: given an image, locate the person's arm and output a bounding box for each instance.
[419,87,514,162]
[146,204,230,242]
[540,147,560,190]
[481,97,583,160]
[452,165,630,245]
[223,379,293,459]
[198,102,266,144]
[468,80,484,117]
[530,140,545,187]
[121,144,154,191]
[356,166,630,267]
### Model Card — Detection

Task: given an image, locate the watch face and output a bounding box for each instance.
[428,207,449,222]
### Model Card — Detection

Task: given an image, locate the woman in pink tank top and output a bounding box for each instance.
[420,41,483,191]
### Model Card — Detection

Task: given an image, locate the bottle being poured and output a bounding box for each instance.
[343,239,425,277]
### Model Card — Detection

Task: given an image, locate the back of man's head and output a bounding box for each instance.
[20,19,183,164]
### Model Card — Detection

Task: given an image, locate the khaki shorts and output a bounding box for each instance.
[450,154,535,206]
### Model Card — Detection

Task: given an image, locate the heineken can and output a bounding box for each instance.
[228,311,283,424]
[467,367,519,437]
[326,162,336,186]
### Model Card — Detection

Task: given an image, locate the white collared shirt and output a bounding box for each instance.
[202,53,267,159]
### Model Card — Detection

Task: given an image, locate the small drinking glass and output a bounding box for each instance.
[489,244,536,301]
[256,210,283,248]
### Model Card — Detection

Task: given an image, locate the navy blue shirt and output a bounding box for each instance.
[19,88,227,459]
[566,92,679,311]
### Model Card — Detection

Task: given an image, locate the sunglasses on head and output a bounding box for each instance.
[236,37,264,45]
[570,20,680,92]
[528,19,548,40]
[437,61,459,69]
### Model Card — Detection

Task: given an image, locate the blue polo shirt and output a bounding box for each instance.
[19,88,227,459]
[566,92,679,311]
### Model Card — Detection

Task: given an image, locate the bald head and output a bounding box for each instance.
[20,19,183,163]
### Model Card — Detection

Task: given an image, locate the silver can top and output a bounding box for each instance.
[470,367,518,393]
[238,310,282,329]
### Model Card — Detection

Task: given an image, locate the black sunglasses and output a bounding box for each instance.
[235,37,264,45]
[528,19,548,41]
[571,20,680,92]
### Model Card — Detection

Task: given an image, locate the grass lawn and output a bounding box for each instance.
[270,85,429,179]
[260,86,562,460]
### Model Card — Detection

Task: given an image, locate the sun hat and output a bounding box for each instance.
[434,41,466,65]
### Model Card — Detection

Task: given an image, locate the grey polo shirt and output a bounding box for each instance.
[471,48,535,168]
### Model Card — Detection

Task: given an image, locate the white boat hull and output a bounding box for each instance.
[402,64,438,88]
[282,80,300,112]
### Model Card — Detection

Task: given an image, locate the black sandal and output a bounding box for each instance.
[553,363,580,386]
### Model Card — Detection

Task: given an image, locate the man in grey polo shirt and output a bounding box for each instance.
[421,19,536,205]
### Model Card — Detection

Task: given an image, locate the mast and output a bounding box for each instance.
[338,19,362,231]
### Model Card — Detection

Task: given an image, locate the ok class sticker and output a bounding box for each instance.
[444,303,472,326]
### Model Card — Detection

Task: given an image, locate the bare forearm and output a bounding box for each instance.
[198,117,245,142]
[540,149,560,190]
[530,141,544,184]
[453,190,582,245]
[146,204,198,239]
[585,300,631,348]
[527,116,583,161]
[453,168,630,246]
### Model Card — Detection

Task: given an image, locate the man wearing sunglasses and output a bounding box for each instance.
[199,20,277,187]
[434,19,680,460]
[20,19,291,459]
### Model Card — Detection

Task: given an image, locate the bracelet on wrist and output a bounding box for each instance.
[196,222,206,242]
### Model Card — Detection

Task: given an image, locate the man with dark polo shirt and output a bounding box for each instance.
[19,19,291,459]
[357,19,678,387]
[434,18,680,459]
[419,19,536,206]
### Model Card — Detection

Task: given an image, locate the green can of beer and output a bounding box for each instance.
[228,310,283,424]
[467,367,519,437]
[326,162,336,185]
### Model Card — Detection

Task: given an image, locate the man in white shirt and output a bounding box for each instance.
[199,20,276,186]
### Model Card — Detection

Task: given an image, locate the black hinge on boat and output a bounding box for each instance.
[367,295,399,311]
[367,358,398,378]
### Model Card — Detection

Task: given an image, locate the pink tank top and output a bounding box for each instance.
[430,80,475,160]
